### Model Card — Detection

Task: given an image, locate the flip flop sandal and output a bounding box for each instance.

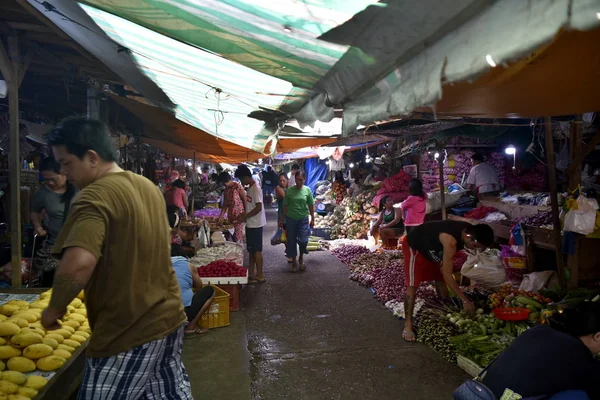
[402,329,416,342]
[248,278,267,284]
[185,328,208,336]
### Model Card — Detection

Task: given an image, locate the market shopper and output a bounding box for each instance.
[276,172,292,262]
[164,178,189,216]
[288,163,300,187]
[30,156,78,286]
[41,118,192,399]
[261,165,277,205]
[400,178,427,234]
[217,171,247,242]
[235,165,267,284]
[332,171,347,204]
[370,195,403,247]
[465,153,500,197]
[279,171,315,272]
[168,205,198,257]
[478,301,600,399]
[170,235,215,335]
[401,220,494,342]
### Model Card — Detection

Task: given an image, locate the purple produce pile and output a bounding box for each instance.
[331,245,370,265]
[194,208,223,218]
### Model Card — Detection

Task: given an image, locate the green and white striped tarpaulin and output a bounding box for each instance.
[81,4,316,152]
[79,0,376,89]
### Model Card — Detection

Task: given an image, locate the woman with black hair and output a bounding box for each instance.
[164,179,189,217]
[370,195,403,246]
[479,301,600,399]
[30,156,78,286]
[400,178,427,235]
[167,207,215,336]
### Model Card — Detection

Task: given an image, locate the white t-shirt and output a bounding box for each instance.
[288,171,297,187]
[466,163,500,194]
[330,158,345,171]
[245,183,267,228]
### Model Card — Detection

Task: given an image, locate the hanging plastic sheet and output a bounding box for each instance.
[304,158,328,193]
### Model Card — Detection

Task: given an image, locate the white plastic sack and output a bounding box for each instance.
[519,271,557,292]
[426,189,466,213]
[564,209,596,235]
[460,249,506,290]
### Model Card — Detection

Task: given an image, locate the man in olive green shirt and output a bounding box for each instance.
[279,170,315,272]
[41,118,191,399]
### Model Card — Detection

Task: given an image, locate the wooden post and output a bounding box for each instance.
[568,116,583,190]
[0,34,29,288]
[544,117,566,289]
[438,153,446,220]
[191,151,196,214]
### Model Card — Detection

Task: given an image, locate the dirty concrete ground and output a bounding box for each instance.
[183,209,468,399]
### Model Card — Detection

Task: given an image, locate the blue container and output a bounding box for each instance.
[450,207,475,217]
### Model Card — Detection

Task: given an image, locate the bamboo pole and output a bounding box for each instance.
[438,153,446,220]
[544,117,566,289]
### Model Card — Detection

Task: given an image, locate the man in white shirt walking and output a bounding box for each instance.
[235,165,267,284]
[465,153,500,197]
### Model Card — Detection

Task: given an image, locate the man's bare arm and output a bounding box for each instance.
[49,247,97,311]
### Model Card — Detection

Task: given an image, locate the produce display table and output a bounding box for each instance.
[0,289,89,400]
[201,276,248,285]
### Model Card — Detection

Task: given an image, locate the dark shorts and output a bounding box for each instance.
[184,286,215,322]
[246,227,264,253]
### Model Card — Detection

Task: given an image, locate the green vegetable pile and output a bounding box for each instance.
[450,334,504,367]
[415,309,459,363]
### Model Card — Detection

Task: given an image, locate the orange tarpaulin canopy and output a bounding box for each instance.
[112,96,335,162]
[427,27,600,118]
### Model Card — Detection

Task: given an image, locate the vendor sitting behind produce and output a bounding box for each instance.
[170,243,215,335]
[370,195,404,247]
[401,220,494,342]
[465,153,500,197]
[168,205,197,258]
[479,301,600,399]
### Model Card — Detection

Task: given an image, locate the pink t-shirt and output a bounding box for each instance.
[401,195,426,226]
[165,188,187,209]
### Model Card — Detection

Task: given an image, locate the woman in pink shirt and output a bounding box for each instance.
[401,179,427,234]
[164,179,189,216]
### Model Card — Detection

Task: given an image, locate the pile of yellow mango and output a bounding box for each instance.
[0,290,89,399]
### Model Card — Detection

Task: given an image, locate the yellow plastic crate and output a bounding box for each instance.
[200,285,230,329]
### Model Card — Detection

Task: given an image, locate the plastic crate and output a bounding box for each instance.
[311,227,331,240]
[219,284,241,312]
[200,285,230,329]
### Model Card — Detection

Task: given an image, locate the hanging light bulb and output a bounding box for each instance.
[349,162,355,168]
[434,152,440,159]
[505,145,516,155]
[196,166,202,173]
[186,161,192,167]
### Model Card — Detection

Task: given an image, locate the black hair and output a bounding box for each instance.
[46,117,117,162]
[471,153,485,163]
[278,172,288,180]
[234,165,252,179]
[408,178,426,199]
[334,171,345,182]
[291,163,300,171]
[379,195,392,211]
[170,244,188,258]
[295,170,305,179]
[166,205,180,229]
[217,171,232,184]
[465,224,495,247]
[39,156,76,205]
[172,179,185,190]
[266,166,273,172]
[551,301,600,338]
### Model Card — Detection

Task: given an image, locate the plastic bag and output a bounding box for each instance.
[460,249,506,290]
[555,143,569,171]
[519,271,557,292]
[564,198,597,235]
[270,228,287,245]
[509,223,525,256]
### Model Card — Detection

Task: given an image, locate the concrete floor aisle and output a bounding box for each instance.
[183,208,468,399]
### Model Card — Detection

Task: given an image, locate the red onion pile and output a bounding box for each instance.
[331,245,371,265]
[504,163,548,191]
[520,211,552,227]
[371,263,406,303]
[197,260,247,277]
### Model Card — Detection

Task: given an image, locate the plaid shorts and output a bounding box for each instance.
[78,327,192,400]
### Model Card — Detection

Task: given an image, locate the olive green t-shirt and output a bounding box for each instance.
[52,171,186,358]
[283,185,315,220]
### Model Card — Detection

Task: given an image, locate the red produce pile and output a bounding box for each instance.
[371,262,406,303]
[331,245,371,265]
[373,170,412,207]
[504,163,548,191]
[198,260,247,277]
[464,206,497,219]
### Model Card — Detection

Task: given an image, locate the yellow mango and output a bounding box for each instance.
[38,291,52,300]
[0,371,26,385]
[10,333,42,349]
[60,325,75,335]
[52,329,71,340]
[66,306,75,313]
[6,302,27,309]
[0,316,7,322]
[66,314,86,324]
[0,348,20,360]
[8,394,30,400]
[0,361,4,371]
[62,320,80,330]
[43,334,63,344]
[36,355,66,372]
[6,357,35,373]
[41,338,58,350]
[72,309,87,318]
[69,299,83,309]
[24,375,47,390]
[0,340,5,347]
[27,302,46,310]
[18,327,44,338]
[76,291,85,300]
[4,320,27,329]
[23,344,53,360]
[62,339,80,349]
[0,380,18,394]
[75,331,89,339]
[9,314,35,324]
[69,335,86,344]
[0,306,19,317]
[17,387,38,399]
[52,349,71,360]
[0,324,19,337]
[56,344,74,353]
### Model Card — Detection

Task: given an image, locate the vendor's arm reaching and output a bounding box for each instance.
[30,211,47,237]
[42,246,97,329]
[439,233,474,311]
